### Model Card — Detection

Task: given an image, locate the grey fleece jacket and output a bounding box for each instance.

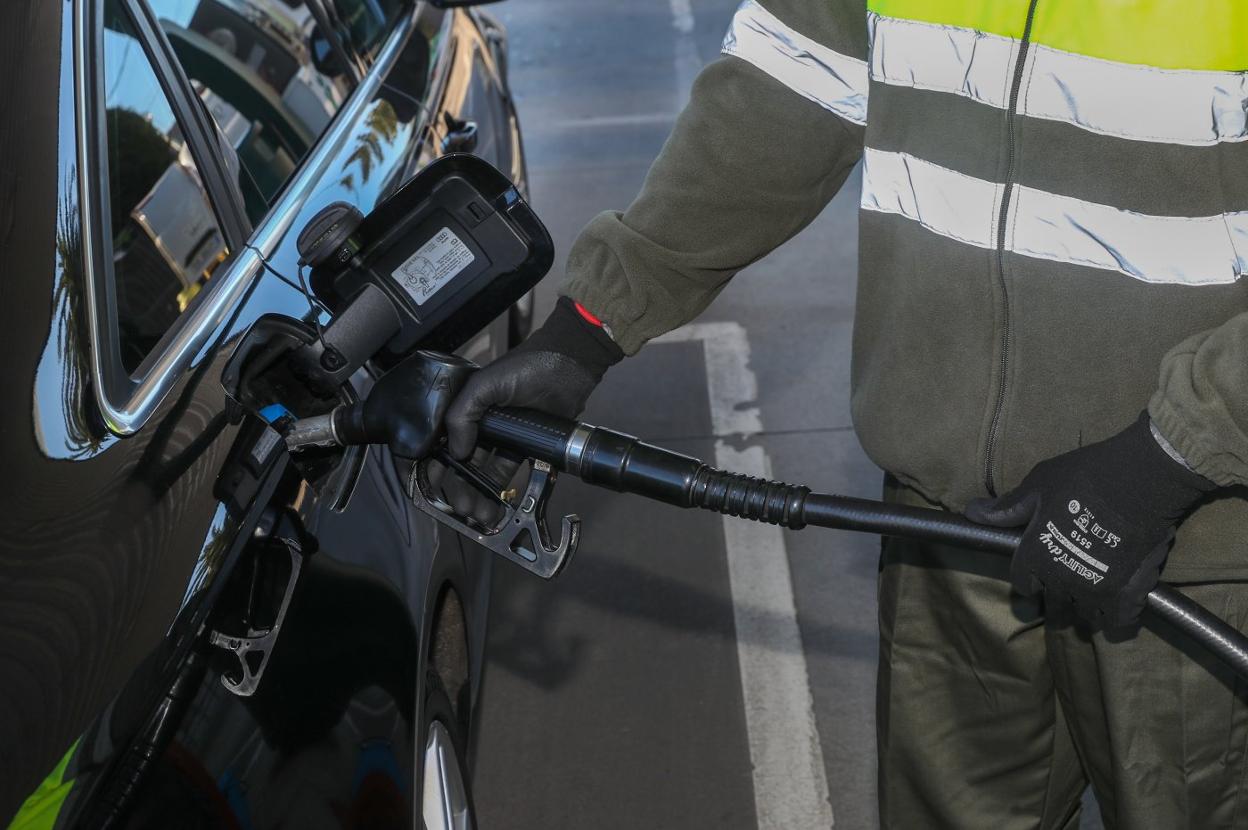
[560,0,1248,581]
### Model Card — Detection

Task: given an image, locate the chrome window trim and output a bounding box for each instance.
[74,0,421,435]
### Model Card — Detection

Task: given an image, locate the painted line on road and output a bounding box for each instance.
[670,0,695,33]
[669,0,701,108]
[654,322,836,830]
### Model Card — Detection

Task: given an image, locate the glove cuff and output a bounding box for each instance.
[521,297,625,379]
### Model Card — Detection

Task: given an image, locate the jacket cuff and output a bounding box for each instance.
[560,212,659,356]
[1148,395,1244,487]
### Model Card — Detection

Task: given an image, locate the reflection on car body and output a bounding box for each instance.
[0,0,528,826]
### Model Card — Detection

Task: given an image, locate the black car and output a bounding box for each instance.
[1,1,528,826]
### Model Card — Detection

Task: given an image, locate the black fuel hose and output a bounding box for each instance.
[479,407,1248,681]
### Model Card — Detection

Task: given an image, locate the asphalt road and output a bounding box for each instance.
[468,3,1093,828]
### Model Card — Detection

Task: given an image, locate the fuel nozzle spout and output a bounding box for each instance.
[282,411,341,450]
[286,350,478,460]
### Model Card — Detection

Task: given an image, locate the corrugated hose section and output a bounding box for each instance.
[689,468,810,528]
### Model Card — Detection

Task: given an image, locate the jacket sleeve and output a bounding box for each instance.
[560,0,868,354]
[1150,315,1248,486]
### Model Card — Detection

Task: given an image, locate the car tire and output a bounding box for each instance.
[420,672,476,830]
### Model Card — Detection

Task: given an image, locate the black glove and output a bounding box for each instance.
[445,296,624,461]
[965,413,1214,628]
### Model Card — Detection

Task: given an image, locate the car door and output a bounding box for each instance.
[2,0,275,820]
[1,0,488,826]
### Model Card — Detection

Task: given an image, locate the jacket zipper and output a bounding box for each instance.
[984,0,1041,496]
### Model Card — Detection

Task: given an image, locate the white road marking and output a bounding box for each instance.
[655,322,835,829]
[670,0,696,34]
[669,0,702,108]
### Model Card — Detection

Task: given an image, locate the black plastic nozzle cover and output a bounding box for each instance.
[333,351,478,460]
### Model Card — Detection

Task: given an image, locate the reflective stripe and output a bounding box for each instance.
[861,148,1248,285]
[869,14,1015,111]
[860,147,1001,249]
[869,0,1248,72]
[721,0,867,125]
[1024,47,1248,146]
[1013,186,1248,285]
[869,14,1248,146]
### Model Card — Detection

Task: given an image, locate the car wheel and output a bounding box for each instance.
[420,672,476,830]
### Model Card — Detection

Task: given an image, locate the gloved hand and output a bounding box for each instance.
[965,413,1215,628]
[446,295,623,458]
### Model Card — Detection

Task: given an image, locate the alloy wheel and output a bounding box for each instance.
[421,720,473,830]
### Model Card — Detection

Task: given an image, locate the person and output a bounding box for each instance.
[445,1,1248,827]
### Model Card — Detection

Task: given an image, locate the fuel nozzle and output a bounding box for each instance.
[283,349,581,580]
[285,350,477,459]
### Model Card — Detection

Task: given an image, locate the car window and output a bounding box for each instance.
[146,0,357,226]
[102,0,230,374]
[330,0,407,62]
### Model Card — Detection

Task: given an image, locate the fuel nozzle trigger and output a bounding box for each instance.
[407,454,579,580]
[283,349,579,579]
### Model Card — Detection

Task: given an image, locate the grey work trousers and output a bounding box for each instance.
[878,478,1248,829]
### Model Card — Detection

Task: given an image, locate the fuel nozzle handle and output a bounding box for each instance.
[476,410,1038,543]
[478,408,810,526]
[287,350,478,459]
[478,411,1034,534]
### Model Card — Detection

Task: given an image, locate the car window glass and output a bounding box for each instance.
[331,0,406,61]
[102,0,229,374]
[147,0,356,226]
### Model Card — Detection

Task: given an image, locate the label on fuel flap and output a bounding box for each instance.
[391,227,476,306]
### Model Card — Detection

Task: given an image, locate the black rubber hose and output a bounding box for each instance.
[1144,588,1248,680]
[802,494,1248,679]
[476,408,1248,680]
[802,493,1021,552]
